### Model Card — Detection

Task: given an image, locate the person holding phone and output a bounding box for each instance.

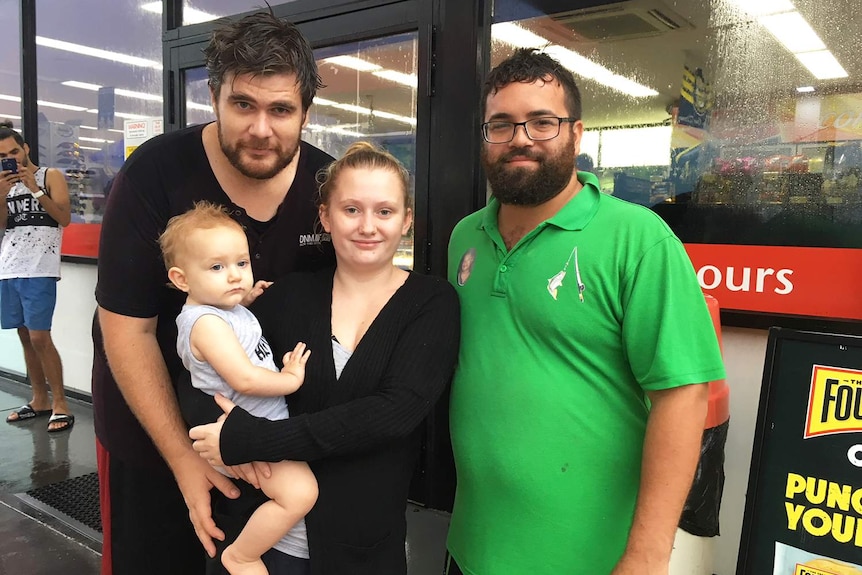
[0,120,74,432]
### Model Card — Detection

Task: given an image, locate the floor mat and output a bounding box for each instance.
[25,471,102,533]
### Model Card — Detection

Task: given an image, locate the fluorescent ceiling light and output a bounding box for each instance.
[80,125,127,134]
[759,12,825,53]
[324,56,418,88]
[187,102,213,112]
[744,8,847,83]
[38,100,87,111]
[62,81,101,91]
[304,123,361,130]
[324,56,382,72]
[372,70,418,88]
[796,86,815,92]
[85,109,150,120]
[794,50,848,80]
[492,23,658,98]
[0,93,90,113]
[0,114,21,120]
[313,97,416,126]
[64,80,211,112]
[140,2,219,25]
[492,23,546,48]
[37,36,162,70]
[305,123,366,137]
[63,81,163,102]
[726,0,795,17]
[79,136,115,143]
[78,145,102,151]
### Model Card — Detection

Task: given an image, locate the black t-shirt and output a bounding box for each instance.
[92,123,335,467]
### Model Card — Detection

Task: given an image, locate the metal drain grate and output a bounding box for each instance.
[25,472,102,533]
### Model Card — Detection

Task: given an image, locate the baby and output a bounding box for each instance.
[160,201,317,575]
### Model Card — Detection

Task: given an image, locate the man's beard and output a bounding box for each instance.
[218,125,299,180]
[482,138,576,206]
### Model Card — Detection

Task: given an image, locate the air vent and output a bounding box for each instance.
[550,0,691,42]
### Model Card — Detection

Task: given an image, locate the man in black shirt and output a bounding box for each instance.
[92,11,335,574]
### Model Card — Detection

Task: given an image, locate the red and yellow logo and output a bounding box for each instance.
[805,365,862,438]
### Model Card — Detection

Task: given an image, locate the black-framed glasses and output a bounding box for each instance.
[481,117,578,144]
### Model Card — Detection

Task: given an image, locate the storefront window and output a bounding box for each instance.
[0,0,21,126]
[0,0,24,375]
[35,0,162,258]
[491,0,862,321]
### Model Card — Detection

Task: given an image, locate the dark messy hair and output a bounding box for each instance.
[0,120,24,147]
[203,9,323,111]
[483,48,582,120]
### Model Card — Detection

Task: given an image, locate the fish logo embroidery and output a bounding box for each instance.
[547,245,585,302]
[547,270,566,300]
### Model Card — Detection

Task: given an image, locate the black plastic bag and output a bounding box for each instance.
[679,419,729,537]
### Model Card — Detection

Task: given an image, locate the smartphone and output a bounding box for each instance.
[1,158,17,174]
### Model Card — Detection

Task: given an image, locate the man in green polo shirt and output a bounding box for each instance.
[445,48,725,575]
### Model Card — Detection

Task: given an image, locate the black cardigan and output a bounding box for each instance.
[220,268,460,575]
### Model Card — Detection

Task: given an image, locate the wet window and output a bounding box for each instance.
[490,0,862,248]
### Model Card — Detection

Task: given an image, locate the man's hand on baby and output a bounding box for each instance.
[241,280,272,307]
[281,342,311,380]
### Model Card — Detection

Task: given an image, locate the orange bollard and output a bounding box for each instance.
[704,294,730,430]
[669,293,730,575]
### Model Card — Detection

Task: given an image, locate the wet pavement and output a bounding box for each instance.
[0,376,100,575]
[0,376,451,575]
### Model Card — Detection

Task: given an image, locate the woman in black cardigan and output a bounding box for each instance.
[188,142,460,575]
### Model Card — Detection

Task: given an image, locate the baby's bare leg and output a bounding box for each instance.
[221,461,318,575]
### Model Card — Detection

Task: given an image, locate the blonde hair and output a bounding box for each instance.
[317,141,412,210]
[158,201,245,269]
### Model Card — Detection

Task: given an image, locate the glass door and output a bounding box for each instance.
[181,31,420,268]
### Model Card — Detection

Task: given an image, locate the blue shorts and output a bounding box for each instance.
[0,277,58,331]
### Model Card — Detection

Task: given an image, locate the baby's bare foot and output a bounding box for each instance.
[221,544,269,575]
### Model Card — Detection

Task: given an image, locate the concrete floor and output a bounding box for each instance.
[0,376,452,575]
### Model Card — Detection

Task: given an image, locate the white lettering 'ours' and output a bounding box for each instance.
[696,265,794,295]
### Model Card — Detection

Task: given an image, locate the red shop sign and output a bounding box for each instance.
[684,243,862,321]
[61,222,101,259]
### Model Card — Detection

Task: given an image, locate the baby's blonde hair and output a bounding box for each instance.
[158,201,244,269]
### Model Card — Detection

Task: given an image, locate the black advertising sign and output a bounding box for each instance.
[738,328,862,575]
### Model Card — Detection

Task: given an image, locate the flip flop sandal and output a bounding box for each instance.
[47,413,75,433]
[6,404,53,423]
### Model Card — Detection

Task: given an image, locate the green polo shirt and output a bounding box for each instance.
[446,172,725,574]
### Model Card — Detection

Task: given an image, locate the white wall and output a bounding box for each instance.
[52,262,97,395]
[714,327,770,575]
[0,262,97,389]
[0,322,25,375]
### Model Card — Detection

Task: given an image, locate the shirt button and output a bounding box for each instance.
[254,253,261,260]
[500,265,508,272]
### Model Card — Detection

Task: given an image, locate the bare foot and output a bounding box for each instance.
[221,544,269,575]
